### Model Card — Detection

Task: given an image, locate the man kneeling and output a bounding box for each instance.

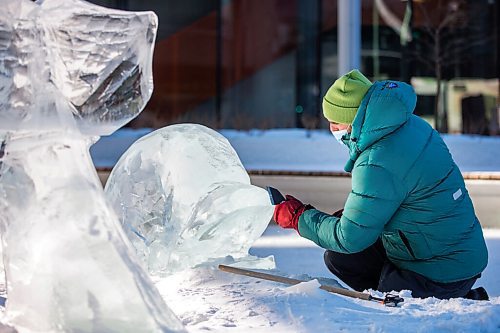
[273,70,488,300]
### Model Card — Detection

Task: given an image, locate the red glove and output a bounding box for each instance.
[273,195,313,231]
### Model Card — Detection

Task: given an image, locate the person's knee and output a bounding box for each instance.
[323,249,332,263]
[323,250,349,276]
[323,249,380,291]
[323,250,338,270]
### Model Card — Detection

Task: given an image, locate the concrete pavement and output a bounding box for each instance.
[250,175,500,229]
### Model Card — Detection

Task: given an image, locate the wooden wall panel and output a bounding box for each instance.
[146,12,218,122]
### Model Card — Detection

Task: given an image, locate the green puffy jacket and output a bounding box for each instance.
[299,80,488,283]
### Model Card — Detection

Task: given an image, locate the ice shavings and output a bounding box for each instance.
[285,279,322,295]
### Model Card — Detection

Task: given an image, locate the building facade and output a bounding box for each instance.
[90,0,498,133]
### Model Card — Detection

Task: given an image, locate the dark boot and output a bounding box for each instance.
[465,287,489,301]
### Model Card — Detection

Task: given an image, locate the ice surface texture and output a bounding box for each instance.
[105,124,275,274]
[0,0,184,332]
[0,0,156,135]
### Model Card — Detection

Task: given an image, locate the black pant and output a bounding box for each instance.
[323,239,477,299]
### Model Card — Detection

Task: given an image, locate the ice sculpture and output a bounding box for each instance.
[105,124,275,274]
[0,0,185,332]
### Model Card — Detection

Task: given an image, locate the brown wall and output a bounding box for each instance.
[131,0,298,127]
[145,12,218,124]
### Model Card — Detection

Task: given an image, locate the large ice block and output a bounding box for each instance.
[0,0,184,332]
[105,124,275,274]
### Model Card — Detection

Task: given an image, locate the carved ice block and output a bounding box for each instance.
[0,0,184,331]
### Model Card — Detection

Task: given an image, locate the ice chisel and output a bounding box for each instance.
[218,264,403,307]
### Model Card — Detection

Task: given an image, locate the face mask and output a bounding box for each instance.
[331,129,348,145]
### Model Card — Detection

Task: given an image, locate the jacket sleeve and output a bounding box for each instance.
[298,163,406,253]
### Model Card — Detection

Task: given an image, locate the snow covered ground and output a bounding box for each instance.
[156,226,500,333]
[91,128,500,174]
[1,226,498,332]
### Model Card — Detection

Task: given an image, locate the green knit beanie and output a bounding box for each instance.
[322,69,372,124]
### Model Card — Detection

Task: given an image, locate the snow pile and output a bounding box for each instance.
[285,279,323,296]
[154,227,500,332]
[105,124,274,275]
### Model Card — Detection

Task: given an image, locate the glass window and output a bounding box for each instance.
[86,0,498,132]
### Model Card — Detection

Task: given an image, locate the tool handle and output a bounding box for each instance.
[218,264,372,301]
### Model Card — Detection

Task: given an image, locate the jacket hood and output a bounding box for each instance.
[344,80,417,172]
